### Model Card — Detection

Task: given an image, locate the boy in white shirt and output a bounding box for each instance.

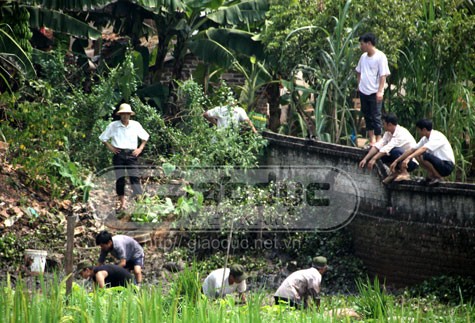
[356,32,391,146]
[359,113,419,184]
[390,119,455,185]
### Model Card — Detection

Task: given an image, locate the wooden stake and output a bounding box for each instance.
[65,214,76,297]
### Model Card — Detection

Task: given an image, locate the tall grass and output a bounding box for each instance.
[355,276,391,319]
[1,273,474,322]
[389,0,475,180]
[281,0,361,143]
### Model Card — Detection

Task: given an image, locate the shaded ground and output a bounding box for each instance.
[0,149,364,296]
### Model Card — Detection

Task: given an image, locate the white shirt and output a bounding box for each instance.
[206,106,249,129]
[374,125,417,156]
[274,268,322,301]
[413,130,455,164]
[99,120,149,150]
[356,50,391,95]
[202,268,246,298]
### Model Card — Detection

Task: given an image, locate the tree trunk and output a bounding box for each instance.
[267,82,281,132]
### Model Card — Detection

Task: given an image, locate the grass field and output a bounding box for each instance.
[1,273,474,323]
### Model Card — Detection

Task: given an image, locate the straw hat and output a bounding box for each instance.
[116,103,135,115]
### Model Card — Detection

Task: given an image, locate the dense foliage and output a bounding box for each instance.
[261,0,475,179]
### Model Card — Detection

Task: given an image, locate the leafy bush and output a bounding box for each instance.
[408,275,475,305]
[167,80,267,168]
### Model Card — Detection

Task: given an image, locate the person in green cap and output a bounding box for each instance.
[76,261,133,289]
[274,256,329,309]
[202,264,248,303]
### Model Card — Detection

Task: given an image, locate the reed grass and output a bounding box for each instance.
[1,273,474,322]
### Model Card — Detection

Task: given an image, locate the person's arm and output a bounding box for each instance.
[117,258,127,267]
[390,147,416,172]
[133,140,147,157]
[359,146,379,169]
[401,146,428,169]
[99,124,120,154]
[356,72,361,91]
[98,251,107,265]
[376,75,387,103]
[238,292,247,304]
[236,280,247,304]
[367,151,388,171]
[102,141,120,154]
[133,123,150,157]
[95,270,109,288]
[308,286,321,308]
[245,119,258,134]
[203,111,217,126]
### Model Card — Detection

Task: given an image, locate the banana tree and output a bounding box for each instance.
[188,27,272,110]
[5,1,104,39]
[0,25,36,92]
[147,0,269,113]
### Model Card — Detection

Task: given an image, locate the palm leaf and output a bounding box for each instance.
[21,0,109,10]
[0,27,36,79]
[207,0,269,25]
[204,28,264,59]
[28,7,101,39]
[137,0,186,11]
[189,33,234,67]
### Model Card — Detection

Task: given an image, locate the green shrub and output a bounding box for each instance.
[408,275,475,305]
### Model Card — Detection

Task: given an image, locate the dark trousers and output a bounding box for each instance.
[380,147,418,172]
[422,152,454,177]
[359,92,383,136]
[112,150,143,196]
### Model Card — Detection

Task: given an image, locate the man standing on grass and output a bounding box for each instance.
[96,230,144,286]
[274,256,329,309]
[356,32,391,147]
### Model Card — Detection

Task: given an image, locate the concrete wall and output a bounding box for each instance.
[262,131,475,286]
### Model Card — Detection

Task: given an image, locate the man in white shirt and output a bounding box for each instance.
[203,100,257,134]
[274,256,329,309]
[359,113,418,184]
[202,264,247,303]
[390,119,455,186]
[356,32,391,146]
[99,103,149,211]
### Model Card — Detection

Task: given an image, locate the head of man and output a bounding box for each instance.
[116,103,135,122]
[312,256,329,275]
[228,264,247,285]
[359,32,377,52]
[76,261,94,279]
[96,230,113,252]
[382,113,398,133]
[415,119,432,138]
